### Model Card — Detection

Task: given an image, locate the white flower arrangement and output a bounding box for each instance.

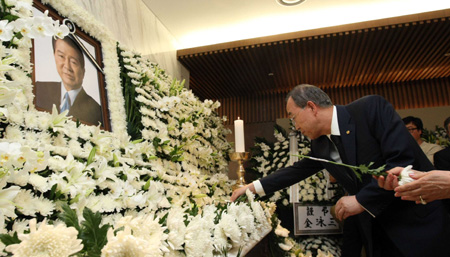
[247,125,343,257]
[0,1,276,256]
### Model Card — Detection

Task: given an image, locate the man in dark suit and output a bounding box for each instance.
[231,84,450,257]
[35,36,102,126]
[434,116,450,170]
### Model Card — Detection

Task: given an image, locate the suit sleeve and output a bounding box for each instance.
[259,156,323,196]
[354,96,433,217]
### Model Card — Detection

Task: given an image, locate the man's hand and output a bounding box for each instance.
[375,167,402,190]
[334,195,364,221]
[230,183,255,202]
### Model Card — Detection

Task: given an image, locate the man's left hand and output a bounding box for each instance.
[334,195,364,221]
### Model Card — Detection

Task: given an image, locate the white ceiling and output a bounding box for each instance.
[142,0,450,49]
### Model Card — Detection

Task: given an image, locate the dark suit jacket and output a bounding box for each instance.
[35,81,103,126]
[434,147,450,170]
[259,95,450,257]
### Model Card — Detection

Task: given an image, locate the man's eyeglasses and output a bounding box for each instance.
[407,127,418,132]
[289,109,302,126]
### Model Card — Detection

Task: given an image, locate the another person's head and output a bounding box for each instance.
[286,84,332,139]
[444,116,450,135]
[52,37,85,91]
[402,116,423,143]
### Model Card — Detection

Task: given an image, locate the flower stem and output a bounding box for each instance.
[294,154,387,181]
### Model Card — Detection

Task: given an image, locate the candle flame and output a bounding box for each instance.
[238,117,240,119]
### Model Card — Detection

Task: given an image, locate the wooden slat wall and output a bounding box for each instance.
[177,10,450,125]
[217,77,450,125]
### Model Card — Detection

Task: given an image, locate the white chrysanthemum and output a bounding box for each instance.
[251,201,270,228]
[13,189,54,216]
[166,207,187,250]
[163,249,185,257]
[115,214,168,254]
[11,219,29,236]
[102,226,155,257]
[316,249,334,257]
[13,190,35,216]
[28,173,50,192]
[214,212,241,250]
[184,216,214,257]
[5,219,82,257]
[275,220,290,237]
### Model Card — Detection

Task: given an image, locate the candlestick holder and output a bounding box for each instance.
[230,152,250,189]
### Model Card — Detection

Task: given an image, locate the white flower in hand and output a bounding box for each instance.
[398,165,414,186]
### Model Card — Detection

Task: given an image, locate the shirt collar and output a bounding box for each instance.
[61,84,82,103]
[330,105,341,136]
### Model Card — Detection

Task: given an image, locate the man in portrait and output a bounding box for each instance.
[35,36,103,126]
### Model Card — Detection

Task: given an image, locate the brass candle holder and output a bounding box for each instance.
[230,152,250,189]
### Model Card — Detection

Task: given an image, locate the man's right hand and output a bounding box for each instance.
[230,183,255,201]
[375,167,402,190]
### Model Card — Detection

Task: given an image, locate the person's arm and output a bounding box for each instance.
[230,157,322,201]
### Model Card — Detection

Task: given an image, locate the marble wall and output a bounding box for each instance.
[71,0,189,85]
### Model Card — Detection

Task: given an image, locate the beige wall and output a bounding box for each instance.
[72,0,189,83]
[396,106,450,130]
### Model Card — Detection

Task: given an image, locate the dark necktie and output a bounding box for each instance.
[330,135,358,186]
[330,135,348,163]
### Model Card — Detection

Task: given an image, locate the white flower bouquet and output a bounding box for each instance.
[0,1,274,256]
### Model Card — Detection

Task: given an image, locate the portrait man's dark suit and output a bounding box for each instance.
[35,81,103,125]
[259,95,450,257]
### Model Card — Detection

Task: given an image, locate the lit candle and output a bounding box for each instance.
[234,117,245,152]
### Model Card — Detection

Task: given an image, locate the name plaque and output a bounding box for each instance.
[293,204,343,236]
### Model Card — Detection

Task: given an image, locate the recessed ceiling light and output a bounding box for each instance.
[276,0,306,6]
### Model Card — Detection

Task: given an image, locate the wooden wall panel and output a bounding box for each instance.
[216,77,450,125]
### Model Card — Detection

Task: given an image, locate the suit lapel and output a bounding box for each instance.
[314,136,358,194]
[336,105,357,165]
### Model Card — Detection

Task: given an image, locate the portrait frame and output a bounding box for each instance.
[31,0,111,131]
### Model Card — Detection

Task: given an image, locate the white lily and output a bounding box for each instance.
[49,104,70,129]
[0,20,14,41]
[54,24,70,39]
[0,185,20,218]
[0,85,18,106]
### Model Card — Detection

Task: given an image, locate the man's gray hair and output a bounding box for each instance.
[286,84,332,108]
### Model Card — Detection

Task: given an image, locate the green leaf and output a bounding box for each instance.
[113,153,120,167]
[58,203,81,232]
[2,14,19,22]
[143,177,152,190]
[87,146,97,166]
[131,139,144,144]
[80,208,110,257]
[159,212,169,226]
[0,232,20,246]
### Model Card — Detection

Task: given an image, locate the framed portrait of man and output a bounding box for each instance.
[31,0,110,131]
